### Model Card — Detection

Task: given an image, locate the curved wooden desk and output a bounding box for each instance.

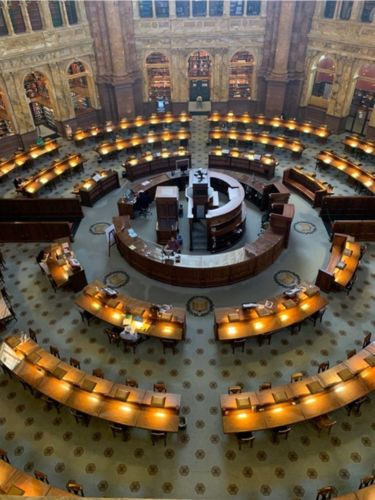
[220,343,375,434]
[344,134,375,159]
[214,284,328,341]
[124,148,190,181]
[20,154,85,197]
[75,280,186,340]
[1,335,181,433]
[96,129,191,159]
[209,111,330,141]
[0,460,71,496]
[73,112,191,144]
[282,167,333,208]
[316,150,375,194]
[209,128,305,158]
[208,147,278,179]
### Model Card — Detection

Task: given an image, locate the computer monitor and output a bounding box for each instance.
[176,158,190,173]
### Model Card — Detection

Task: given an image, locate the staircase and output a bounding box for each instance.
[190,219,207,251]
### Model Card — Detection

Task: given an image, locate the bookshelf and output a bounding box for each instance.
[24,72,57,129]
[188,51,211,79]
[229,51,254,100]
[146,53,171,101]
[0,93,14,137]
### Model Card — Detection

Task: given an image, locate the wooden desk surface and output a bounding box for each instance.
[75,280,185,340]
[0,291,11,321]
[336,485,375,500]
[41,241,83,288]
[344,134,375,157]
[0,459,71,496]
[221,344,375,434]
[2,336,182,433]
[215,285,327,341]
[316,150,375,194]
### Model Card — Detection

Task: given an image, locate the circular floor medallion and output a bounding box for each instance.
[274,270,301,288]
[187,296,213,317]
[104,271,129,289]
[89,222,111,235]
[293,221,317,234]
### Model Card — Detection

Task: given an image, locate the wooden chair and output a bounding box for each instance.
[28,328,38,342]
[178,416,187,431]
[70,357,81,369]
[231,338,246,354]
[290,372,304,383]
[228,386,242,394]
[47,275,57,293]
[0,251,6,270]
[70,409,90,427]
[34,470,49,484]
[79,310,93,325]
[271,426,291,443]
[151,430,167,446]
[153,383,167,393]
[257,333,272,345]
[92,368,104,378]
[104,328,120,346]
[161,339,178,354]
[346,349,356,359]
[359,474,375,489]
[110,422,129,441]
[66,481,84,496]
[362,331,372,348]
[236,431,255,450]
[125,378,138,388]
[121,335,141,354]
[259,383,272,391]
[40,395,61,413]
[346,395,370,416]
[310,307,327,326]
[313,414,336,436]
[0,448,10,463]
[345,273,356,295]
[316,485,337,500]
[49,346,60,359]
[317,361,329,373]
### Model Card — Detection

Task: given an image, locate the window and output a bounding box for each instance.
[230,1,244,16]
[323,0,336,18]
[361,1,375,22]
[9,1,26,33]
[0,5,9,36]
[65,1,78,25]
[247,1,260,16]
[155,0,169,17]
[209,0,223,16]
[139,0,153,17]
[340,1,353,20]
[176,0,189,16]
[49,1,63,27]
[193,0,207,16]
[27,1,43,30]
[311,56,335,105]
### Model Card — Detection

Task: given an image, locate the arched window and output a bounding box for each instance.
[346,63,375,135]
[310,56,335,107]
[24,71,57,130]
[146,53,171,102]
[67,61,93,113]
[0,90,14,137]
[49,1,63,27]
[65,1,78,25]
[27,1,43,31]
[8,1,26,33]
[361,1,375,22]
[229,51,254,100]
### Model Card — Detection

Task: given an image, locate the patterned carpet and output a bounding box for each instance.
[0,117,374,499]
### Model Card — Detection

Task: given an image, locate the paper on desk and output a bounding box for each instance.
[129,244,136,250]
[128,228,137,237]
[141,180,150,186]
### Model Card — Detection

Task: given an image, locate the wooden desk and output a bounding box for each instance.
[209,112,330,141]
[75,280,186,341]
[124,148,190,181]
[344,134,375,159]
[1,335,182,433]
[0,139,59,181]
[336,485,375,500]
[20,154,86,197]
[221,343,375,434]
[73,112,191,144]
[315,233,361,292]
[73,169,120,206]
[96,129,191,159]
[282,167,333,208]
[209,128,306,158]
[316,150,375,194]
[208,147,278,179]
[39,241,87,292]
[214,284,328,341]
[0,460,71,496]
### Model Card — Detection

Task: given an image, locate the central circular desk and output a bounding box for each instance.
[115,171,294,287]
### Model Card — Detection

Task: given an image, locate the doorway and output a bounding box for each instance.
[188,50,211,101]
[345,64,375,136]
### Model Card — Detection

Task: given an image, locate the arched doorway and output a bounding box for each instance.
[229,51,254,100]
[309,55,336,109]
[24,71,56,131]
[145,52,171,112]
[346,63,375,136]
[0,89,15,137]
[67,61,94,115]
[188,50,211,101]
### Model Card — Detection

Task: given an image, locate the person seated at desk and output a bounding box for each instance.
[13,177,23,191]
[164,236,181,254]
[134,190,151,214]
